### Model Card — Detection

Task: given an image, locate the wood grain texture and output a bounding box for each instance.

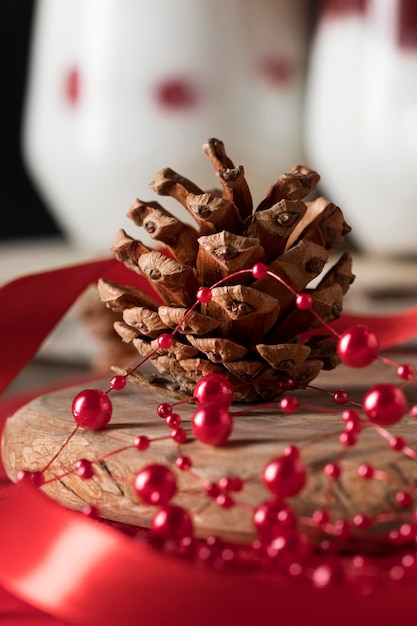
[2,355,417,543]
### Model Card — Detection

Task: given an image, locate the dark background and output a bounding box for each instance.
[1,0,63,242]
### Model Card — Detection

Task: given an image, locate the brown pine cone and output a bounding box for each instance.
[98,138,354,402]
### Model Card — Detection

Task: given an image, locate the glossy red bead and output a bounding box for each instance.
[339,431,356,447]
[171,427,187,443]
[279,376,296,391]
[109,375,126,391]
[353,514,372,530]
[283,445,300,460]
[397,364,415,381]
[342,408,361,424]
[206,482,221,498]
[332,518,351,539]
[252,262,268,279]
[268,530,311,568]
[390,436,406,451]
[75,459,94,479]
[196,287,212,303]
[344,418,362,434]
[16,469,44,487]
[280,396,299,414]
[71,388,112,430]
[134,464,177,505]
[358,464,374,479]
[396,491,413,508]
[263,455,306,497]
[193,373,234,407]
[134,435,150,451]
[192,403,233,446]
[337,325,379,368]
[151,505,193,542]
[218,476,243,492]
[363,383,407,426]
[176,456,192,471]
[157,333,174,349]
[216,494,235,509]
[324,463,341,479]
[312,509,330,526]
[157,403,172,418]
[82,505,100,519]
[333,389,349,405]
[311,562,344,589]
[295,293,313,310]
[165,413,181,428]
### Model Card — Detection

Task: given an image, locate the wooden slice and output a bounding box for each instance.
[2,356,417,544]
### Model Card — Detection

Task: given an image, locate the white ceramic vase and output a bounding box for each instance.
[22,0,309,254]
[304,0,417,257]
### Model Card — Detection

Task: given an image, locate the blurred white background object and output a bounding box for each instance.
[304,0,417,258]
[22,0,310,255]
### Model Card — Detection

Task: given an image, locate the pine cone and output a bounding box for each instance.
[98,138,354,402]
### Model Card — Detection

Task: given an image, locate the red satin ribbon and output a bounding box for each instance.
[0,257,161,395]
[0,256,417,625]
[1,480,417,626]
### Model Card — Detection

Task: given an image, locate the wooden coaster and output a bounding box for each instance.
[2,356,417,543]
